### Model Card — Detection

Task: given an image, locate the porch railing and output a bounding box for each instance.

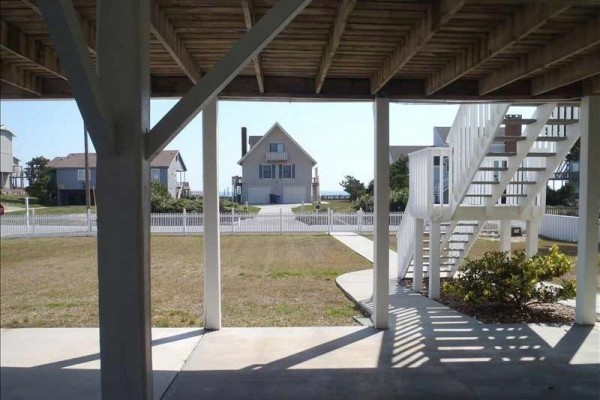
[408,147,452,219]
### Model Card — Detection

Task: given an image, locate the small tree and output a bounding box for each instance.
[339,175,366,201]
[444,246,575,310]
[24,156,55,204]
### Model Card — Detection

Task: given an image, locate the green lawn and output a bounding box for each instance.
[0,235,369,328]
[292,200,354,213]
[6,205,95,215]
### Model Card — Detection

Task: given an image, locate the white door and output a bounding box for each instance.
[247,186,271,204]
[283,185,306,203]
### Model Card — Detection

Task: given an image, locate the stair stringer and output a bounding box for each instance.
[485,103,557,210]
[448,220,487,276]
[518,123,581,213]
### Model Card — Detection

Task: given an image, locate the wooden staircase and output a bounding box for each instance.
[397,103,581,280]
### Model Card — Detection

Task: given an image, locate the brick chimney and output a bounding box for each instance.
[241,127,247,157]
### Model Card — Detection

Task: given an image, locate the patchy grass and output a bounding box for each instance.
[7,205,96,215]
[293,200,354,213]
[0,235,369,328]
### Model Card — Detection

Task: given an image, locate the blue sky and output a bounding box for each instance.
[1,99,465,192]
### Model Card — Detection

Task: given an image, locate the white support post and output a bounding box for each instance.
[576,95,600,325]
[328,208,333,234]
[203,98,222,330]
[87,208,92,234]
[500,220,512,254]
[94,0,153,398]
[428,221,441,300]
[525,219,539,257]
[413,218,424,292]
[373,97,390,329]
[31,208,36,236]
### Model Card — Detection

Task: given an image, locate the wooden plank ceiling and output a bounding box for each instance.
[1,0,599,101]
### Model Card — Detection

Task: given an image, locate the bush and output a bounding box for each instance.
[352,188,408,212]
[444,245,575,310]
[150,182,253,213]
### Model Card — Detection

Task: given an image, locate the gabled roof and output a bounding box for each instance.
[237,122,317,166]
[389,145,428,164]
[0,125,17,137]
[48,150,185,170]
[433,127,451,144]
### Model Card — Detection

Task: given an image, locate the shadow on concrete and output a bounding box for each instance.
[1,328,205,400]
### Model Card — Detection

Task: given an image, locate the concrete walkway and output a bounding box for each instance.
[256,203,302,214]
[331,232,398,278]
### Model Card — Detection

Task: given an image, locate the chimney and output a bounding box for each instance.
[241,127,248,157]
[504,114,522,153]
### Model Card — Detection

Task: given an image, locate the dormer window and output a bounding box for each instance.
[269,143,284,153]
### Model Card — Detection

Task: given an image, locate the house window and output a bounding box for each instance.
[269,143,284,153]
[77,169,86,181]
[151,168,161,182]
[259,164,275,179]
[279,164,295,179]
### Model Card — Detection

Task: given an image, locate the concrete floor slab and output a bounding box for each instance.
[0,328,203,400]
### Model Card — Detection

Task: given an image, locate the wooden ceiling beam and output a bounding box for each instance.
[150,2,201,84]
[480,15,600,95]
[371,0,465,94]
[241,0,264,93]
[531,52,600,96]
[315,0,357,94]
[0,60,41,96]
[20,0,96,55]
[427,1,572,95]
[0,20,65,79]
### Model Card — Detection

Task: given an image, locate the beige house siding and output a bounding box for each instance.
[241,125,315,204]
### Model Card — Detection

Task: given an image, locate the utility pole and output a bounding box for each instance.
[84,124,91,211]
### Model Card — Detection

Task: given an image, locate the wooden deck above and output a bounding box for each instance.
[1,0,599,101]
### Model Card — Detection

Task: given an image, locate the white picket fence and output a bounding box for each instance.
[0,210,405,238]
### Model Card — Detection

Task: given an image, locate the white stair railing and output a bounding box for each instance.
[396,208,416,279]
[408,147,452,220]
[447,103,510,212]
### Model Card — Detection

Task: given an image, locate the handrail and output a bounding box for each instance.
[396,208,416,279]
[446,103,509,212]
[408,147,452,219]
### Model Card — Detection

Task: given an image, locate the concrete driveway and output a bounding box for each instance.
[256,204,303,214]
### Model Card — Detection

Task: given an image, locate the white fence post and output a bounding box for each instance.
[31,208,36,236]
[358,208,363,233]
[231,209,235,234]
[328,208,332,234]
[87,209,92,234]
[182,208,187,236]
[279,208,283,235]
[25,198,30,237]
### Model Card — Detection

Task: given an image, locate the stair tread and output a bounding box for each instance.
[487,152,517,157]
[518,167,546,171]
[527,152,557,157]
[479,166,508,171]
[465,194,492,197]
[503,117,536,124]
[546,118,578,125]
[536,136,568,142]
[501,194,527,197]
[493,136,526,142]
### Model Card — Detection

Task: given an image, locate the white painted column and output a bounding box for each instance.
[500,220,511,253]
[95,1,152,398]
[428,221,441,300]
[525,219,539,257]
[576,95,600,325]
[413,218,424,292]
[373,97,390,329]
[203,98,222,330]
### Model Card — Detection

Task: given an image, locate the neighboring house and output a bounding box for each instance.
[0,125,25,191]
[389,126,450,164]
[237,123,317,204]
[48,150,188,205]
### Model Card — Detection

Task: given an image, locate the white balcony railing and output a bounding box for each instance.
[266,151,288,162]
[408,147,452,219]
[446,103,509,210]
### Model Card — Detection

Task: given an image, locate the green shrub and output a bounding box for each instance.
[444,245,575,310]
[352,188,408,212]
